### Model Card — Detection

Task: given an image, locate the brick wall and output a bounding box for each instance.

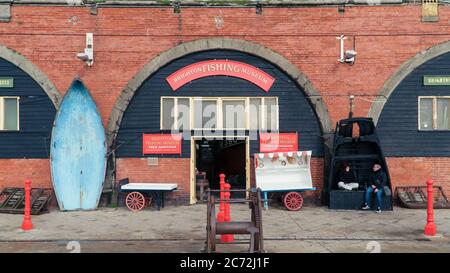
[2,5,450,127]
[0,159,51,189]
[0,5,449,203]
[116,158,191,205]
[386,157,450,195]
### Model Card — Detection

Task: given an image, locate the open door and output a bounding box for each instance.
[191,136,249,203]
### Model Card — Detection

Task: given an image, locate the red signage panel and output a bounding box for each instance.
[166,60,275,92]
[259,133,298,153]
[142,134,182,154]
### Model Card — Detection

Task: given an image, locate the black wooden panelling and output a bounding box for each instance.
[377,52,450,156]
[0,58,56,158]
[117,50,323,158]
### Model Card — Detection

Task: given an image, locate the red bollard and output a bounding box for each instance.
[221,182,234,243]
[219,174,226,216]
[21,179,33,231]
[223,183,231,223]
[424,179,437,236]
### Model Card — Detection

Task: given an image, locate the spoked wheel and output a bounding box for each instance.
[126,192,146,212]
[283,191,304,211]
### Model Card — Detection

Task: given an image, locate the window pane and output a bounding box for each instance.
[437,98,450,130]
[177,98,190,130]
[222,100,246,129]
[194,100,217,129]
[162,98,175,130]
[249,98,261,130]
[265,98,278,130]
[419,98,433,130]
[4,98,18,130]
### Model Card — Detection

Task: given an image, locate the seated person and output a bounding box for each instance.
[362,162,387,213]
[337,162,359,191]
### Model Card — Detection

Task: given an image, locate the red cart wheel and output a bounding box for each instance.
[126,192,146,212]
[283,192,303,211]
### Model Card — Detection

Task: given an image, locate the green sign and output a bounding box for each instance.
[424,76,450,86]
[0,78,13,88]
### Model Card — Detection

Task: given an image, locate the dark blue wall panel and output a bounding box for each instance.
[377,52,450,156]
[0,58,56,158]
[116,50,324,158]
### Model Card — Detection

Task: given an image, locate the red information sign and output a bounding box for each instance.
[166,60,275,92]
[259,133,298,153]
[142,134,182,154]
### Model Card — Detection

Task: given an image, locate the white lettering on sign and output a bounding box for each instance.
[167,60,275,92]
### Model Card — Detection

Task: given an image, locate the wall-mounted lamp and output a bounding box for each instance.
[348,95,355,118]
[77,33,94,67]
[336,34,357,65]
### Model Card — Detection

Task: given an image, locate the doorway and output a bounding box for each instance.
[190,136,249,203]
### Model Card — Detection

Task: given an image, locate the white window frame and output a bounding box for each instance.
[0,96,20,131]
[418,96,450,131]
[220,98,248,130]
[192,97,219,130]
[160,96,279,131]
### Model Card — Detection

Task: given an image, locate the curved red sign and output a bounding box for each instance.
[166,60,275,92]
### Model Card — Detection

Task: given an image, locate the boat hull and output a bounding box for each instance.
[50,79,106,211]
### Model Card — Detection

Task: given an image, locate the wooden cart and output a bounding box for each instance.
[120,181,177,212]
[255,150,315,211]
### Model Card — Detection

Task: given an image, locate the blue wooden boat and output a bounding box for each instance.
[50,78,106,211]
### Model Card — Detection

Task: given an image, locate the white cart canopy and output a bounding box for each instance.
[254,150,313,192]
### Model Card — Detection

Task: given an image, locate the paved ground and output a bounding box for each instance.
[1,204,449,253]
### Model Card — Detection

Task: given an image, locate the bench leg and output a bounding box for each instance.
[156,192,161,211]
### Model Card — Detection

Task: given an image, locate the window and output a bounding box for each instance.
[194,98,218,129]
[161,97,279,131]
[222,99,246,129]
[419,96,450,130]
[0,97,19,131]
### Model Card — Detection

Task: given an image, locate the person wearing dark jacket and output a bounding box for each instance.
[362,163,387,213]
[337,163,359,191]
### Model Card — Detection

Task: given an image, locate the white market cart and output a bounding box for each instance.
[254,150,316,211]
[120,182,178,212]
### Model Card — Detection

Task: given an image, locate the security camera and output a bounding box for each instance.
[77,33,94,66]
[77,52,90,61]
[344,50,357,63]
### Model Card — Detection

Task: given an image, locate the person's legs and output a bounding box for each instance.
[375,189,383,208]
[364,187,374,206]
[338,182,351,191]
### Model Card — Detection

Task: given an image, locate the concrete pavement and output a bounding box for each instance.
[0,204,449,253]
